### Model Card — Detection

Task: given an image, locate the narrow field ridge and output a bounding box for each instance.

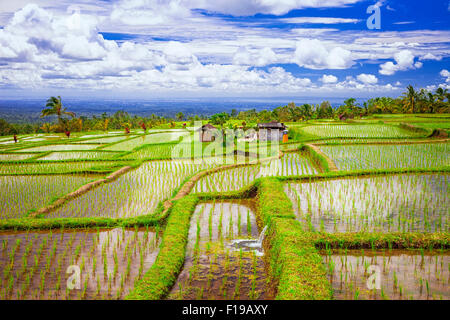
[306,144,338,172]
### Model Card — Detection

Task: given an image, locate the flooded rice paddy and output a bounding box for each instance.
[193,152,318,193]
[0,227,160,300]
[300,124,423,138]
[285,174,449,233]
[48,160,220,218]
[0,153,35,161]
[0,175,97,219]
[168,200,273,300]
[320,143,449,170]
[14,144,103,152]
[37,152,118,161]
[322,249,449,300]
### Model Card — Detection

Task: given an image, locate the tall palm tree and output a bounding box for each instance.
[299,104,313,121]
[435,87,448,103]
[427,92,436,113]
[41,96,75,131]
[402,85,417,113]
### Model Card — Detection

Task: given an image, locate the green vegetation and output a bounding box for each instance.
[299,124,424,139]
[0,111,448,301]
[127,196,199,300]
[0,175,96,219]
[320,143,449,170]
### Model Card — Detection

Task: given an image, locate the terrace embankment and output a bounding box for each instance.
[304,144,338,172]
[31,166,133,217]
[256,178,332,299]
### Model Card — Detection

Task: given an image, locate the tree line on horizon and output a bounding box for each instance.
[0,86,449,136]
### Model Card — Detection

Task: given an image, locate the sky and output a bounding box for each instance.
[0,0,449,99]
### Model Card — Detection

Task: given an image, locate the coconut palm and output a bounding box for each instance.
[435,87,448,103]
[41,96,75,131]
[402,85,417,113]
[176,112,184,121]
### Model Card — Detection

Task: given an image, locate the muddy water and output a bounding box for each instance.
[285,174,449,233]
[0,227,160,300]
[321,249,449,300]
[168,200,273,300]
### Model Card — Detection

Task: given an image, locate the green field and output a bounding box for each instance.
[320,143,449,170]
[298,124,425,139]
[0,116,449,301]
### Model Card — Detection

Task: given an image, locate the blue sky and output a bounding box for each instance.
[0,0,449,99]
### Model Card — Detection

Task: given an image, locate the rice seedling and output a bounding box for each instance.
[285,174,449,233]
[0,154,35,161]
[14,144,103,152]
[0,228,160,300]
[0,161,122,175]
[408,122,450,130]
[315,138,423,145]
[0,175,96,219]
[300,124,424,139]
[102,132,188,152]
[320,143,450,170]
[48,159,220,218]
[120,143,179,160]
[167,200,271,300]
[37,152,119,161]
[193,152,317,193]
[78,136,132,144]
[321,249,449,300]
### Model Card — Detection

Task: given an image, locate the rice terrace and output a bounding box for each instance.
[0,0,449,311]
[0,97,449,302]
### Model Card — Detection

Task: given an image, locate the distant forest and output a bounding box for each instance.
[1,85,449,136]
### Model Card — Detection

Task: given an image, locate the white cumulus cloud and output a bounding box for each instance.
[440,69,450,83]
[280,17,360,24]
[379,50,422,75]
[293,39,354,70]
[320,74,338,83]
[357,73,378,84]
[190,0,364,16]
[111,0,190,26]
[233,47,279,67]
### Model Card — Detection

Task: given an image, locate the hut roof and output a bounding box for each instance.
[196,123,217,131]
[257,121,286,129]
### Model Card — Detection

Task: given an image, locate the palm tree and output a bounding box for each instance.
[435,87,448,103]
[176,112,184,121]
[402,85,417,113]
[299,104,313,121]
[427,92,436,113]
[41,96,75,131]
